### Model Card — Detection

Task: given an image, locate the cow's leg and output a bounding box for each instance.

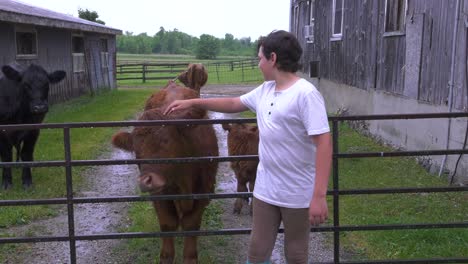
[180,200,207,264]
[153,201,178,264]
[234,172,248,214]
[0,138,13,189]
[248,176,255,215]
[19,130,39,189]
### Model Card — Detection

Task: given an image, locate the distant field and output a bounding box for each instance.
[117,53,254,64]
[116,53,263,86]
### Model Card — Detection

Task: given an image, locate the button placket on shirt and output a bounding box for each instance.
[267,91,280,120]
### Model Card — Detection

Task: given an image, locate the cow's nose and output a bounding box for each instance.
[32,104,48,114]
[138,172,166,193]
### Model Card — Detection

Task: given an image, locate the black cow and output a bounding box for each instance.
[0,64,66,189]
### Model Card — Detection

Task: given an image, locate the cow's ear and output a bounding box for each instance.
[2,65,22,82]
[48,70,66,84]
[222,123,231,131]
[112,131,134,152]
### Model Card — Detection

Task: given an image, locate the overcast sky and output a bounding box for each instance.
[17,0,291,40]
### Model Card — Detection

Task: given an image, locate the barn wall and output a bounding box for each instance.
[35,26,76,102]
[300,0,467,110]
[0,21,118,103]
[292,0,468,184]
[83,33,116,93]
[0,21,16,66]
[108,36,117,89]
[306,76,468,185]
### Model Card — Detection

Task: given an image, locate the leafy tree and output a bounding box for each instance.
[116,27,257,56]
[223,33,235,50]
[195,34,220,59]
[78,8,105,25]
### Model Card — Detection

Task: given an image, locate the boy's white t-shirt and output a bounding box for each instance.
[240,79,330,208]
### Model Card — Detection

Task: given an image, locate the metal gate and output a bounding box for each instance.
[0,112,467,263]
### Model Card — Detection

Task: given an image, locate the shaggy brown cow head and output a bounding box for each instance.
[112,108,207,194]
[175,63,208,92]
[144,82,205,118]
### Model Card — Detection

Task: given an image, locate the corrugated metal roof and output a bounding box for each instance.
[0,0,122,35]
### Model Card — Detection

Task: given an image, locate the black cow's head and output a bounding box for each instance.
[1,64,66,114]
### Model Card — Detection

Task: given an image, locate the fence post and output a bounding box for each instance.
[142,64,146,83]
[216,63,220,82]
[332,120,340,264]
[241,61,245,82]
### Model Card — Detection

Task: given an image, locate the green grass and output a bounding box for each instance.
[0,88,154,228]
[336,123,467,261]
[118,200,231,263]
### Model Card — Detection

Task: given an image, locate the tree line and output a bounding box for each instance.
[77,8,257,59]
[117,27,258,59]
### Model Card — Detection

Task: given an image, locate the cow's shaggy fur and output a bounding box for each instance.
[112,65,217,263]
[222,123,259,214]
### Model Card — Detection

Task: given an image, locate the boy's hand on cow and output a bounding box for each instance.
[164,99,192,115]
[308,196,328,226]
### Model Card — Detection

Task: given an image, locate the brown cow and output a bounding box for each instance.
[112,82,218,264]
[222,123,259,214]
[144,63,208,111]
[176,63,208,93]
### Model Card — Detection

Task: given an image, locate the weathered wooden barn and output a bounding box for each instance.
[0,0,122,103]
[290,0,467,183]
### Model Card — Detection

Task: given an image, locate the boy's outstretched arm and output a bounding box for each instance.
[164,97,248,115]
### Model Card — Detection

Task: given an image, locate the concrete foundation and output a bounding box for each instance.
[303,75,467,185]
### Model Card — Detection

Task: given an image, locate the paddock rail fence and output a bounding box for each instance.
[0,112,467,263]
[116,58,262,85]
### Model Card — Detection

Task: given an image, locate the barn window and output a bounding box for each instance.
[385,0,407,33]
[293,5,300,37]
[304,0,315,43]
[72,36,85,73]
[72,36,84,53]
[331,0,344,40]
[100,39,109,68]
[15,29,37,58]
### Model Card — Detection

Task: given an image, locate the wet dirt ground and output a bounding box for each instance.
[1,85,338,263]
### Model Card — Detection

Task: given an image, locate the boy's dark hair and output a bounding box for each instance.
[257,30,303,73]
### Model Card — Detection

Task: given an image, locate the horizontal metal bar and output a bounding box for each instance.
[2,185,466,206]
[336,222,468,231]
[336,148,468,158]
[337,186,468,195]
[0,118,257,130]
[1,112,467,131]
[0,155,259,168]
[314,257,468,264]
[0,193,253,206]
[330,112,468,121]
[1,222,466,244]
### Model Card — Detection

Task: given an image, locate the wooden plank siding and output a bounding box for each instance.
[294,0,467,110]
[0,21,118,104]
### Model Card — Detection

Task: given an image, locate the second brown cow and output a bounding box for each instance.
[222,123,259,214]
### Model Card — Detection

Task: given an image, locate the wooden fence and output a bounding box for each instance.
[116,58,262,85]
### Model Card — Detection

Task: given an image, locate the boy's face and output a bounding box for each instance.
[257,46,275,81]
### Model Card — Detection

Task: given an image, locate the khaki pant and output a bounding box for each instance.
[247,198,310,264]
